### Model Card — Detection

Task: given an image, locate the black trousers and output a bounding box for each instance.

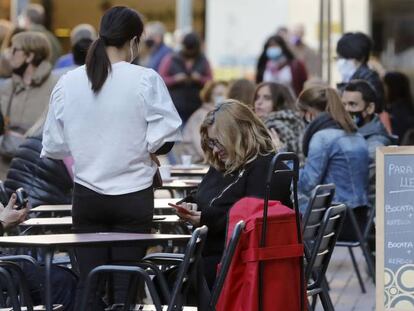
[72,183,154,309]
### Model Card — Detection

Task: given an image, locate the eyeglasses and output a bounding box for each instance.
[206,138,224,150]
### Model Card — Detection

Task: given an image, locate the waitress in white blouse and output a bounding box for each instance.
[41,6,182,307]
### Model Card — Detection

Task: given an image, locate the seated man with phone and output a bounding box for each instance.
[0,188,78,310]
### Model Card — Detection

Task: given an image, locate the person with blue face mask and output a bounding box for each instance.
[256,35,307,96]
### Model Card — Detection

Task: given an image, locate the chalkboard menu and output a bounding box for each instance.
[377,147,414,310]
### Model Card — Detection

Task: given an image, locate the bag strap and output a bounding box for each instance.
[242,244,304,263]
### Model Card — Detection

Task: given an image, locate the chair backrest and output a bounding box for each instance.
[305,204,347,290]
[302,184,336,241]
[168,225,208,311]
[209,220,245,308]
[263,152,304,311]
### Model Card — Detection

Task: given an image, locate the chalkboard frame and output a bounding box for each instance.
[376,146,414,311]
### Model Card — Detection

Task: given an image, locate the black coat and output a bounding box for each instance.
[196,153,292,258]
[5,136,73,207]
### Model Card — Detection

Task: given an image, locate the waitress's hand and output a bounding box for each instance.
[176,202,201,226]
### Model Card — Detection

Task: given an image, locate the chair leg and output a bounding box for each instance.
[311,294,318,310]
[360,242,376,283]
[319,288,335,311]
[348,247,366,293]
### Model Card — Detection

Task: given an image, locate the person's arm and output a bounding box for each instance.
[158,55,179,87]
[0,194,28,231]
[299,132,330,195]
[142,70,182,154]
[191,58,213,85]
[40,78,71,159]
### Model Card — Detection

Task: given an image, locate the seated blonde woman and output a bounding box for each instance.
[181,80,228,163]
[0,31,57,158]
[176,99,292,288]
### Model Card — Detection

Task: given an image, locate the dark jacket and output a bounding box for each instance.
[5,136,73,207]
[389,99,414,143]
[159,53,212,123]
[196,154,292,258]
[359,115,396,207]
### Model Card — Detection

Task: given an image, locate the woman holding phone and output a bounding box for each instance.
[175,99,292,288]
[41,6,182,308]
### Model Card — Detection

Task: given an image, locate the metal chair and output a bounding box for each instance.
[80,226,208,311]
[302,184,336,233]
[0,256,63,311]
[336,204,376,293]
[305,204,347,311]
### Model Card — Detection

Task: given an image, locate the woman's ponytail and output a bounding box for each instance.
[85,37,111,94]
[325,88,356,133]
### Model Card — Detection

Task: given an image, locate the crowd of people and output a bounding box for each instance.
[0,3,413,310]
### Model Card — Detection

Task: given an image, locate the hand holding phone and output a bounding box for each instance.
[15,188,28,210]
[168,203,192,216]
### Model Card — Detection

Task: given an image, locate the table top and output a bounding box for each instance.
[170,165,209,177]
[31,198,185,213]
[160,179,202,190]
[0,232,191,247]
[20,215,181,227]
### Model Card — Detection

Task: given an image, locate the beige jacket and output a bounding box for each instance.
[0,61,58,133]
[182,103,215,163]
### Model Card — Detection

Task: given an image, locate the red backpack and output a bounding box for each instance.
[216,153,305,311]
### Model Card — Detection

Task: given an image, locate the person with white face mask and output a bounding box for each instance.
[256,35,307,96]
[336,32,385,117]
[182,80,228,162]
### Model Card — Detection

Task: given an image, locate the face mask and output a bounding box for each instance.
[145,38,155,49]
[12,61,29,77]
[213,95,226,106]
[349,111,365,127]
[266,46,283,60]
[336,58,357,82]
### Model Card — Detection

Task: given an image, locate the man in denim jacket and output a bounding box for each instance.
[342,80,397,208]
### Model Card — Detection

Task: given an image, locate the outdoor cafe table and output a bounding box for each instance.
[170,164,209,177]
[20,215,181,231]
[30,198,184,216]
[160,179,201,196]
[0,232,190,311]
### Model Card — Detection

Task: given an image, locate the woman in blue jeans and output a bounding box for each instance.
[297,86,369,240]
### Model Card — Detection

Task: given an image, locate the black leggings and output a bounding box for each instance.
[72,183,154,308]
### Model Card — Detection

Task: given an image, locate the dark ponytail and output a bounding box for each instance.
[86,37,111,93]
[85,6,144,94]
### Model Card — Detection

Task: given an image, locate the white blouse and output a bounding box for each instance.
[41,62,182,195]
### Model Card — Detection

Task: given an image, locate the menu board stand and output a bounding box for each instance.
[377,146,414,310]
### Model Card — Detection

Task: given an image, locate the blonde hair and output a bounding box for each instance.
[11,31,51,66]
[0,19,13,51]
[297,86,356,133]
[200,99,275,174]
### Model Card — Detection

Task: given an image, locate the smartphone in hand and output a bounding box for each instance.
[15,188,28,210]
[168,203,192,216]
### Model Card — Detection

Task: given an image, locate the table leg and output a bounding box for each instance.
[44,247,54,311]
